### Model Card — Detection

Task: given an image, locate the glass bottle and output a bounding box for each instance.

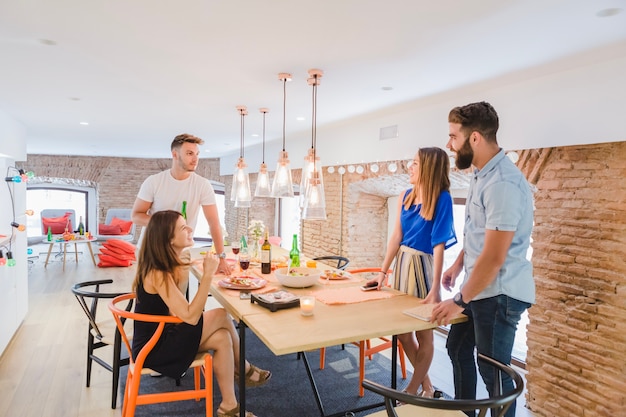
[181,200,187,220]
[78,216,85,235]
[261,229,271,274]
[240,235,248,254]
[290,234,300,267]
[47,226,52,242]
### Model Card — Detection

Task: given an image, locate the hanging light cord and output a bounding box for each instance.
[311,74,318,169]
[239,109,245,158]
[282,78,287,152]
[262,110,267,163]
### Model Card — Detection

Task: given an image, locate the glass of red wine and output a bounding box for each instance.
[238,253,250,272]
[231,242,240,255]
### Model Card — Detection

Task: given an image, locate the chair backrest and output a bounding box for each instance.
[362,353,524,417]
[41,208,76,234]
[313,255,350,270]
[109,293,185,371]
[71,279,132,340]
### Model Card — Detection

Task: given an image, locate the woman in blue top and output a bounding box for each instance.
[368,147,457,397]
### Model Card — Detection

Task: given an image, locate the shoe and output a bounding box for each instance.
[234,364,271,388]
[217,404,257,417]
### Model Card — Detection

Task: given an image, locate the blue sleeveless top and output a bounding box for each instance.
[399,189,457,254]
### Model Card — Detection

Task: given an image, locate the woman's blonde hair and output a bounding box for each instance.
[403,147,451,220]
[132,210,189,295]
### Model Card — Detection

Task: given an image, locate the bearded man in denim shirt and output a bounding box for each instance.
[432,101,535,417]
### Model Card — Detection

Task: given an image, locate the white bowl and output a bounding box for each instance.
[274,267,321,288]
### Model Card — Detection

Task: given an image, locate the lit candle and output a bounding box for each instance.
[300,295,315,316]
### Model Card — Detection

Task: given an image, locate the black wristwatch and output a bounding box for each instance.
[453,293,469,309]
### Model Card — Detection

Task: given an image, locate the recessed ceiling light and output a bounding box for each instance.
[596,8,622,17]
[381,86,393,91]
[251,134,259,137]
[79,122,89,125]
[296,116,306,121]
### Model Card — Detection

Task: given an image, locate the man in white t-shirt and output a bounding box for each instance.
[131,133,230,274]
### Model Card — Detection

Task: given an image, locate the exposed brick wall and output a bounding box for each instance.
[525,142,626,417]
[22,141,626,417]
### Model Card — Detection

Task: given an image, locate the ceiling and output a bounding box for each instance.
[1,0,625,159]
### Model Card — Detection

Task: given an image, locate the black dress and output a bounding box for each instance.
[132,282,203,378]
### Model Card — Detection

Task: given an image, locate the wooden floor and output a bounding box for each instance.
[0,243,534,417]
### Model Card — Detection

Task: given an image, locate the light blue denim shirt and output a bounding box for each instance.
[462,149,535,304]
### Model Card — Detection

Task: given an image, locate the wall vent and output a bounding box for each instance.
[379,125,398,141]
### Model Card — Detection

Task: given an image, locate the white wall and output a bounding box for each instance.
[0,109,28,357]
[221,49,626,175]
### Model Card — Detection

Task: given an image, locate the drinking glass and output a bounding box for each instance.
[239,253,250,272]
[231,242,240,255]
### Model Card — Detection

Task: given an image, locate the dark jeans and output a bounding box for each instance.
[446,295,530,417]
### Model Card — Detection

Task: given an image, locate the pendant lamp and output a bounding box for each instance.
[302,69,327,220]
[254,108,272,197]
[270,73,295,198]
[232,105,252,208]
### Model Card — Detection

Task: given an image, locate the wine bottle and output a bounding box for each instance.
[181,200,187,220]
[290,234,300,267]
[261,229,271,274]
[78,216,85,235]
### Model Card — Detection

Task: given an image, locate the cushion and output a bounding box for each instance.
[110,217,133,235]
[98,224,123,235]
[97,253,133,268]
[42,212,73,234]
[104,239,136,254]
[99,246,136,261]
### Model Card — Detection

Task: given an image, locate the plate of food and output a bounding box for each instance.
[218,276,267,290]
[321,270,352,280]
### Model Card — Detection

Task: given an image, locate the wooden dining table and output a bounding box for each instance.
[189,247,466,417]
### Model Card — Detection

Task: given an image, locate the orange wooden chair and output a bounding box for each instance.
[109,293,213,417]
[319,267,407,397]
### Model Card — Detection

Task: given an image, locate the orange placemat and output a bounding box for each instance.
[313,286,399,305]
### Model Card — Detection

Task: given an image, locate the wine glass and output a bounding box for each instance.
[238,253,250,272]
[231,242,240,255]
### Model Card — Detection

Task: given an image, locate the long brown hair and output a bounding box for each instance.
[403,147,451,220]
[132,210,188,294]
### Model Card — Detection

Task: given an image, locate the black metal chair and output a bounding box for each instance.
[71,279,133,409]
[362,353,524,417]
[313,255,350,270]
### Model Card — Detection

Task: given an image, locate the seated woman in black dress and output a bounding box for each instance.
[132,210,270,417]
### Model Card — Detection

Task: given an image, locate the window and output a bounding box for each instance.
[27,184,96,237]
[193,181,226,242]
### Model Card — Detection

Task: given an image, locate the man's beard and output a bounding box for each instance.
[454,136,473,170]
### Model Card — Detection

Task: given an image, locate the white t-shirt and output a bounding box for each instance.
[137,170,216,242]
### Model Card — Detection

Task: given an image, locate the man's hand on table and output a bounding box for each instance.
[430,299,463,326]
[216,257,231,276]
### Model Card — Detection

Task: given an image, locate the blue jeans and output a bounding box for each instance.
[446,295,530,417]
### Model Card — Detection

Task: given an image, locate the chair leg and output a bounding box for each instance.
[319,347,326,369]
[86,332,94,387]
[204,356,213,417]
[112,334,122,409]
[359,341,366,397]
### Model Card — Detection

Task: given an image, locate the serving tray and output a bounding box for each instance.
[250,291,300,312]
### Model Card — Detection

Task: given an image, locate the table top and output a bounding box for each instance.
[42,234,97,244]
[189,247,466,356]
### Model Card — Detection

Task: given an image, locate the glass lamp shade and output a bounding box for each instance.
[270,151,294,198]
[299,148,321,207]
[231,158,252,204]
[254,163,272,197]
[234,197,251,208]
[302,171,327,220]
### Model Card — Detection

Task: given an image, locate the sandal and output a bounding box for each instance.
[217,404,257,417]
[235,364,272,388]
